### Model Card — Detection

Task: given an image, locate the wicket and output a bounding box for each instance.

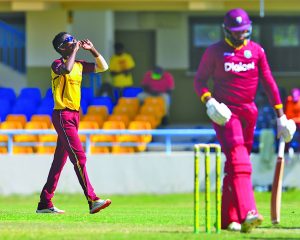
[194,143,222,234]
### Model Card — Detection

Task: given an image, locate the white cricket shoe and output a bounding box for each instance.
[241,210,263,233]
[227,222,241,231]
[90,199,111,214]
[36,206,65,214]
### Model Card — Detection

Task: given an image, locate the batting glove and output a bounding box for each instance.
[206,98,232,126]
[277,114,296,143]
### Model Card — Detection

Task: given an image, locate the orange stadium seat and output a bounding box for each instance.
[117,97,140,113]
[31,114,52,128]
[81,115,104,128]
[108,114,130,128]
[144,96,166,115]
[134,114,158,129]
[6,114,27,128]
[79,121,99,143]
[86,105,109,120]
[112,105,137,120]
[91,120,126,143]
[0,121,23,143]
[139,105,164,125]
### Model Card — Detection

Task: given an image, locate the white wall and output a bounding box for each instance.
[0,152,299,195]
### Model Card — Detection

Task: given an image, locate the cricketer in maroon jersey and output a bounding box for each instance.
[194,8,296,233]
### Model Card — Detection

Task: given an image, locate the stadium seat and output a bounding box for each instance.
[108,114,130,128]
[82,115,105,128]
[134,114,158,129]
[87,105,109,120]
[81,87,94,105]
[31,114,52,128]
[13,146,34,154]
[0,121,23,143]
[144,96,166,115]
[6,114,27,127]
[90,146,110,154]
[18,87,42,105]
[44,88,53,99]
[139,105,164,125]
[79,121,99,143]
[0,87,16,105]
[14,121,49,143]
[117,97,140,113]
[91,120,126,143]
[122,86,143,98]
[112,105,138,120]
[117,121,152,152]
[111,145,135,154]
[11,99,37,121]
[81,98,88,115]
[36,146,56,154]
[0,99,12,122]
[90,96,114,114]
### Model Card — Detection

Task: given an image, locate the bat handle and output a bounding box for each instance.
[278,137,285,159]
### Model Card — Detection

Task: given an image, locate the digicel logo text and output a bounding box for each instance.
[224,62,255,72]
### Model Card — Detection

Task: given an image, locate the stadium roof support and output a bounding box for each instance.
[0,0,300,13]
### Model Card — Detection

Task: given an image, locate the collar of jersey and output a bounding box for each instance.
[225,38,248,50]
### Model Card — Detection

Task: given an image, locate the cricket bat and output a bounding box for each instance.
[270,137,285,224]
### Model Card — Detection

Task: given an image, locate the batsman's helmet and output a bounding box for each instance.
[223,8,252,45]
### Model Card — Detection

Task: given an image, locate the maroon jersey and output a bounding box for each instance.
[194,40,282,107]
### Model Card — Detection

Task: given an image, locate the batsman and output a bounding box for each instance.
[194,8,296,233]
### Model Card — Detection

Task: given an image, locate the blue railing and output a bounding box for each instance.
[0,20,25,73]
[0,128,216,155]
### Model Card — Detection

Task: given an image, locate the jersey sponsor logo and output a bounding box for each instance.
[224,52,235,56]
[224,61,255,72]
[244,50,252,59]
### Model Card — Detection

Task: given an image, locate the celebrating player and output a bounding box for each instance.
[194,8,296,232]
[36,32,111,214]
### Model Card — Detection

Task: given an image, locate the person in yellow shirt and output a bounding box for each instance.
[109,42,135,96]
[36,32,111,214]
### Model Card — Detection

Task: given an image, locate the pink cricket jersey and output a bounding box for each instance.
[194,40,282,106]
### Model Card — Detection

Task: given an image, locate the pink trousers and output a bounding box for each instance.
[213,102,258,229]
[38,109,99,209]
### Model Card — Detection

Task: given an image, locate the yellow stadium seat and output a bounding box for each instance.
[86,105,109,120]
[38,124,57,143]
[31,114,52,128]
[6,114,27,127]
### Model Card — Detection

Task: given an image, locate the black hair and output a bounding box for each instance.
[114,42,124,52]
[52,32,68,53]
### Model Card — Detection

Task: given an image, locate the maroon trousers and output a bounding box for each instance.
[213,102,258,228]
[38,109,98,209]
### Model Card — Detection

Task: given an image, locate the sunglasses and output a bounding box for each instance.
[58,36,74,49]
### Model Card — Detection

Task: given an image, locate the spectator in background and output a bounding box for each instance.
[285,88,300,151]
[109,42,135,97]
[138,66,175,124]
[285,88,300,125]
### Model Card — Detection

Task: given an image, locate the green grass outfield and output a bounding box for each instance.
[0,191,299,240]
